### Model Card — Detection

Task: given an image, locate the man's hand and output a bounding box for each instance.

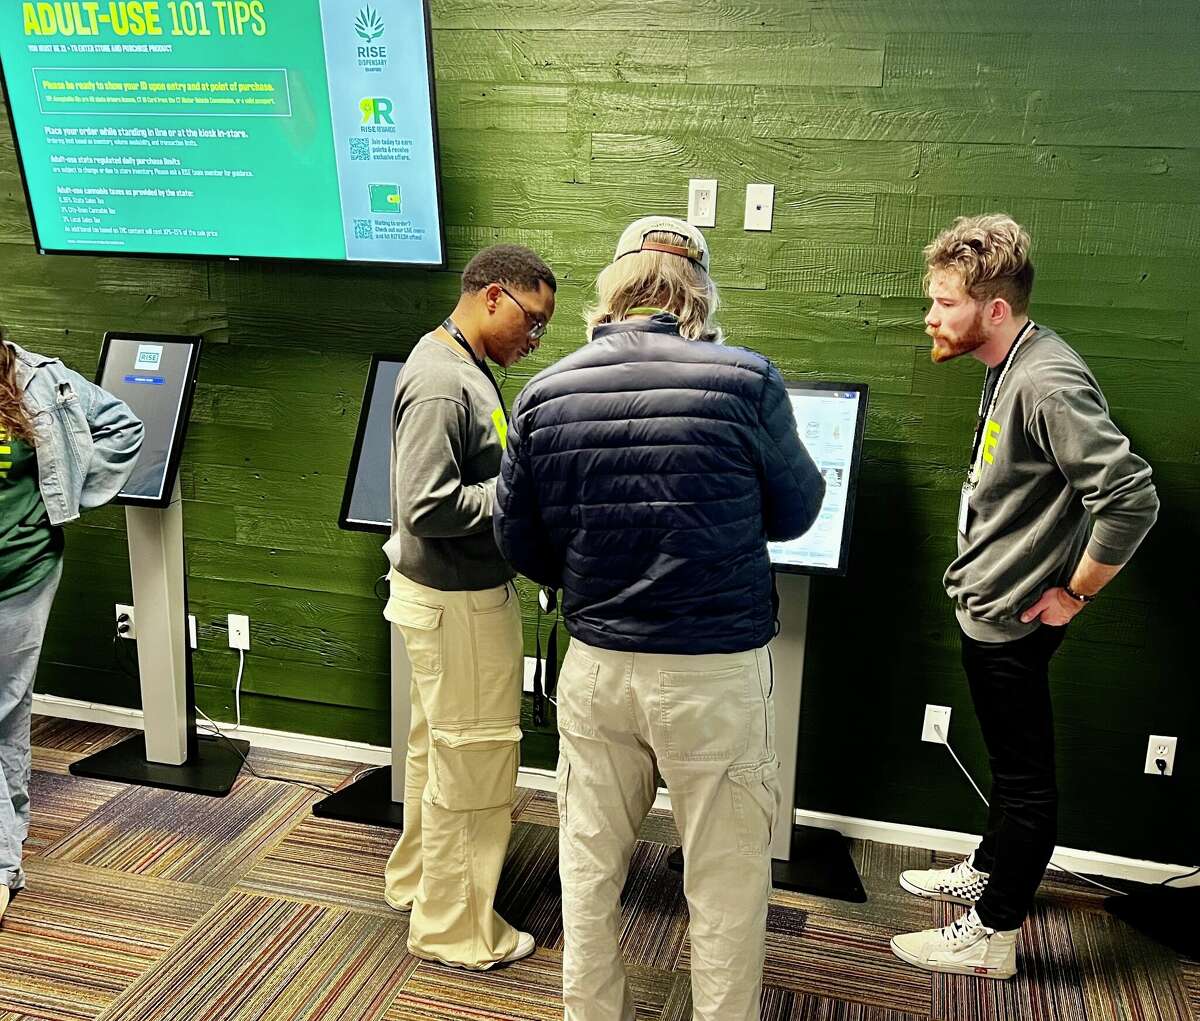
[1020,587,1085,627]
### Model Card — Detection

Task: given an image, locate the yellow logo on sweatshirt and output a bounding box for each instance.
[981,419,1002,466]
[491,407,508,450]
[0,425,11,480]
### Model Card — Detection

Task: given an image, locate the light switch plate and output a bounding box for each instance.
[744,183,774,231]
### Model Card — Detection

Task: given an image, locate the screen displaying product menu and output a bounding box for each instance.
[769,382,869,576]
[0,1,445,265]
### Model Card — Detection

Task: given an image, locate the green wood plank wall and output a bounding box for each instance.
[2,0,1197,864]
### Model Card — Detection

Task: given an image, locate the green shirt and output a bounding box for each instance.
[0,427,64,600]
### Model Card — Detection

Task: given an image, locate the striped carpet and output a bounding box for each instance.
[0,716,1194,1021]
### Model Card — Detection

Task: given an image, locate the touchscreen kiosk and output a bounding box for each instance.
[72,332,247,796]
[95,333,201,507]
[316,355,409,828]
[769,382,868,575]
[339,356,406,533]
[759,380,869,899]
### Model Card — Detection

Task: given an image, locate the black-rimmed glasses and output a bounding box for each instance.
[499,286,548,341]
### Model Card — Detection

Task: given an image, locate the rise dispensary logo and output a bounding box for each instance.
[355,5,388,72]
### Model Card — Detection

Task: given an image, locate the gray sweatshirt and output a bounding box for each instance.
[944,325,1158,642]
[383,332,515,591]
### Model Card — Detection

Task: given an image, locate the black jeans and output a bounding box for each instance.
[961,623,1067,931]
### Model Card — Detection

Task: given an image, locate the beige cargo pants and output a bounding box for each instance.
[382,571,524,969]
[556,639,781,1021]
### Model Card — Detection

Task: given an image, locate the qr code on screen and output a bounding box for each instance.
[349,138,370,161]
[353,219,373,240]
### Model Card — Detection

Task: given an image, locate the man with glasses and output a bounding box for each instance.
[382,244,556,970]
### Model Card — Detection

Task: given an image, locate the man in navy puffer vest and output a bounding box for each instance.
[494,216,825,1021]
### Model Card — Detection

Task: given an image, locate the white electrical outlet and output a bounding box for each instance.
[922,704,952,744]
[115,604,136,640]
[188,614,197,651]
[228,613,250,651]
[687,178,717,228]
[744,183,775,231]
[1145,735,1178,776]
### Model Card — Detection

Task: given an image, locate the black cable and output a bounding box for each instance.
[109,617,335,797]
[373,573,389,602]
[195,707,336,797]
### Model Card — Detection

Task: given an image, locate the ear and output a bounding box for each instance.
[483,283,503,313]
[988,297,1011,326]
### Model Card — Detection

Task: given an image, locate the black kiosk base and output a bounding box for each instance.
[313,766,406,829]
[71,732,250,798]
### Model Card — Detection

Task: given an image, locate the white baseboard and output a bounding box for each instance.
[33,693,1196,888]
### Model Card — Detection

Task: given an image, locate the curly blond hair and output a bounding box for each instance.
[923,214,1034,314]
[585,231,723,343]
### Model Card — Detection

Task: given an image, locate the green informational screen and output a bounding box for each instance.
[0,1,445,265]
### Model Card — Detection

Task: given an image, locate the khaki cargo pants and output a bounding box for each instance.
[556,639,781,1021]
[383,571,524,969]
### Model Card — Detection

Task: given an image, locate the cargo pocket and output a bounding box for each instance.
[384,598,443,679]
[728,758,782,856]
[428,724,522,812]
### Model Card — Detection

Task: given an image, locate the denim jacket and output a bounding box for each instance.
[7,340,144,526]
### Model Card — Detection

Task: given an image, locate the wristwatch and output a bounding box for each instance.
[1064,584,1095,604]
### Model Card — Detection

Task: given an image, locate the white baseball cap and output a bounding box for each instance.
[613,215,710,273]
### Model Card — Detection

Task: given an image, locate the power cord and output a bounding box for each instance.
[110,612,335,797]
[932,722,1128,898]
[195,706,335,797]
[231,648,245,729]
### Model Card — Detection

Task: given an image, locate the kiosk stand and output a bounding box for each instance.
[71,332,247,796]
[669,381,871,901]
[313,356,410,827]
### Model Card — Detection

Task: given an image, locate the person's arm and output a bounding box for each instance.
[72,369,145,510]
[396,397,495,538]
[757,363,825,541]
[494,400,561,587]
[1020,387,1159,626]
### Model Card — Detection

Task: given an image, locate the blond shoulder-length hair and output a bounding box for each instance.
[584,230,724,343]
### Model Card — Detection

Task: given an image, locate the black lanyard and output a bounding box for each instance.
[442,317,507,419]
[968,320,1036,476]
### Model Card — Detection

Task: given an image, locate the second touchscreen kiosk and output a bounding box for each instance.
[71,332,248,796]
[313,356,409,827]
[770,381,868,899]
[674,381,870,899]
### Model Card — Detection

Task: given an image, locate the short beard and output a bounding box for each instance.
[929,307,986,364]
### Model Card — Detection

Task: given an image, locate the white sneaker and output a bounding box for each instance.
[900,853,989,905]
[890,907,1018,979]
[0,886,9,925]
[501,930,536,964]
[410,930,536,970]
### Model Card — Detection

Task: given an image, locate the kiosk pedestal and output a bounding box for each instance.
[312,620,411,828]
[71,481,248,794]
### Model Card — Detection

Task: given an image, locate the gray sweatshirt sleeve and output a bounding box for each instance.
[1031,387,1159,565]
[395,396,496,539]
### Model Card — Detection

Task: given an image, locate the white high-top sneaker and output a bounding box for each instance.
[899,852,989,905]
[890,907,1018,979]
